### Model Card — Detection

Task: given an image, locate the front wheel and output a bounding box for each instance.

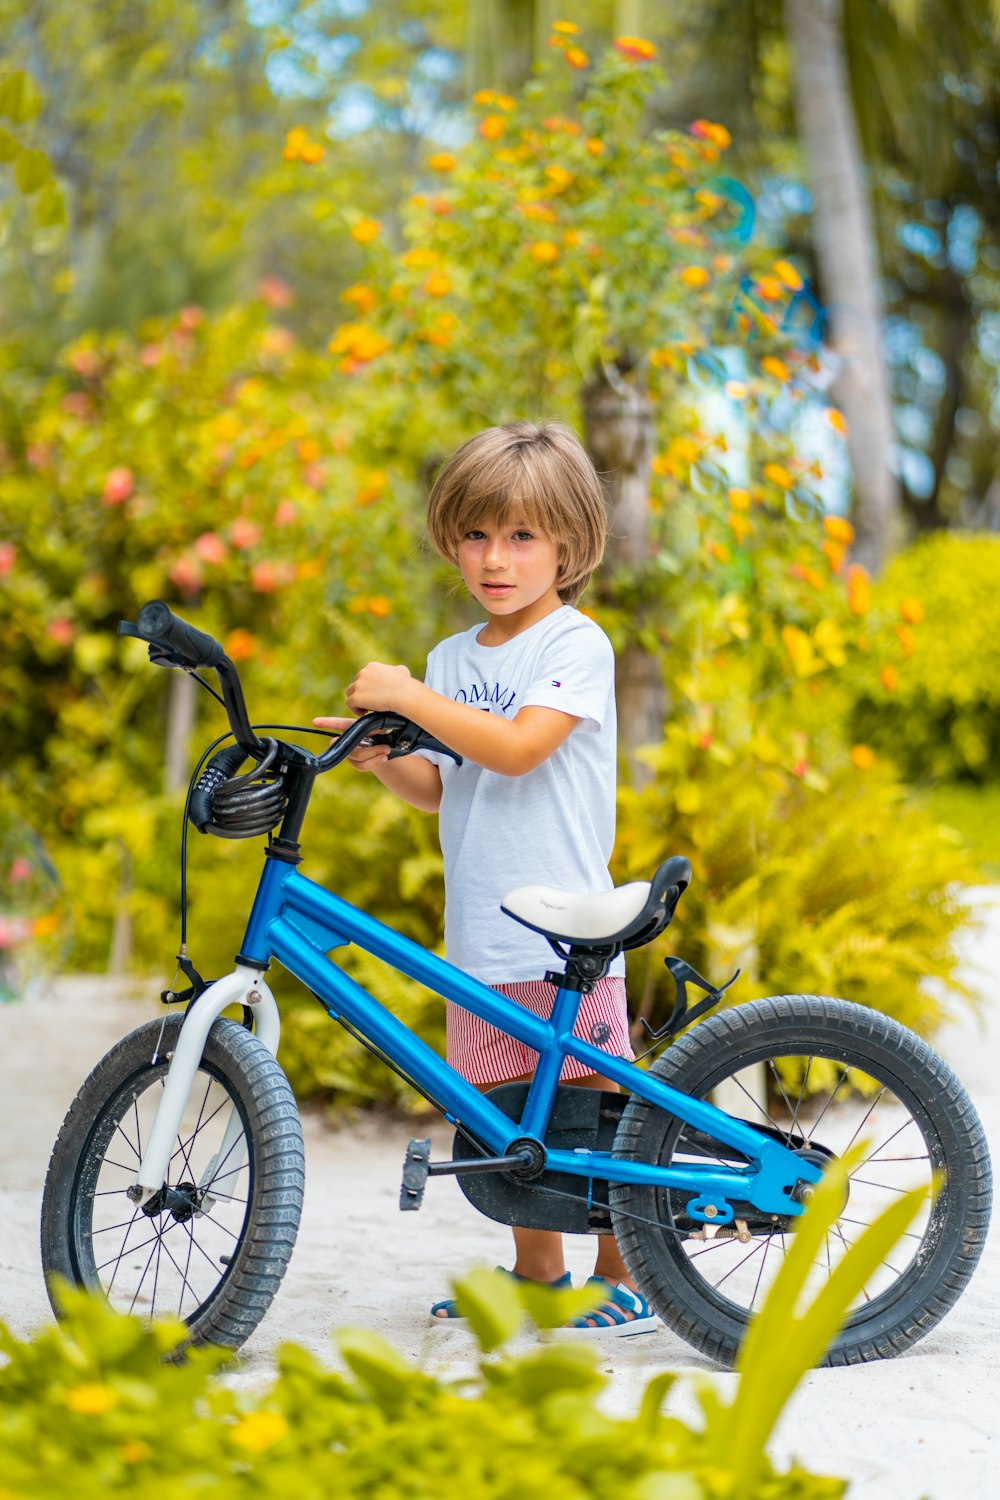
[610,995,991,1367]
[41,1014,305,1350]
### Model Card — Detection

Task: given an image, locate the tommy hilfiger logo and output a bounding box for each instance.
[550,680,561,687]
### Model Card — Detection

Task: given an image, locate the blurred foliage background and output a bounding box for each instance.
[2,0,998,1112]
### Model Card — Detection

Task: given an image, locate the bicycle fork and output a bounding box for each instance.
[126,964,281,1210]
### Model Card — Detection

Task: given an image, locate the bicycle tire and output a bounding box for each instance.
[610,994,991,1368]
[41,1014,304,1351]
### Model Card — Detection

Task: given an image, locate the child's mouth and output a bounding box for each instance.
[482,582,514,594]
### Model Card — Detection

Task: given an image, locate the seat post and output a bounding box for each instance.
[517,947,620,1141]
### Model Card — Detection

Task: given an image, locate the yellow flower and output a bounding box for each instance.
[899,596,924,624]
[428,152,458,172]
[846,564,872,616]
[473,89,497,105]
[586,137,605,156]
[285,127,309,152]
[423,270,452,297]
[545,165,575,192]
[728,487,751,511]
[851,744,876,770]
[724,380,748,400]
[356,470,388,505]
[679,265,710,288]
[401,247,438,268]
[367,596,393,618]
[727,511,753,542]
[300,141,325,163]
[231,1411,289,1454]
[763,462,793,490]
[552,19,579,33]
[327,323,391,364]
[565,47,590,67]
[823,538,847,573]
[896,623,916,656]
[772,259,803,290]
[880,665,899,692]
[118,1441,152,1465]
[529,240,560,265]
[65,1383,117,1416]
[761,355,791,382]
[494,94,517,111]
[350,217,382,244]
[825,406,849,436]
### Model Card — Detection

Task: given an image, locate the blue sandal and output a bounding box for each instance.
[430,1267,572,1324]
[553,1276,658,1338]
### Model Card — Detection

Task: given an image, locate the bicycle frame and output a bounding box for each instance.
[132,855,821,1221]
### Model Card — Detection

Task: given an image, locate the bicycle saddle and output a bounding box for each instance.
[500,856,692,953]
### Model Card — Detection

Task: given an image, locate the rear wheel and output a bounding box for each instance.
[611,995,991,1367]
[41,1014,304,1350]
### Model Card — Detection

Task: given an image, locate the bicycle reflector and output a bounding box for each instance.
[188,740,288,839]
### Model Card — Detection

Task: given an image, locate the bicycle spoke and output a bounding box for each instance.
[842,1086,888,1155]
[749,1229,777,1310]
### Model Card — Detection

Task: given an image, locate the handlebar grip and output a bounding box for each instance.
[136,601,226,669]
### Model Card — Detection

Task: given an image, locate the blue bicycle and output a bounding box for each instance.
[40,603,992,1366]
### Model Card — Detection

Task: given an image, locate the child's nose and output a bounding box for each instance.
[484,536,509,568]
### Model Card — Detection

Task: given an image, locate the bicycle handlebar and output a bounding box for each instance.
[118,601,461,770]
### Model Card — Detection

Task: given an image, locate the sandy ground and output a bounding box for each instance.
[2,893,998,1498]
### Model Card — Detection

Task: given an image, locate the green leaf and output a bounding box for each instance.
[14,145,51,195]
[517,1279,605,1330]
[0,70,44,124]
[335,1327,424,1402]
[452,1267,524,1352]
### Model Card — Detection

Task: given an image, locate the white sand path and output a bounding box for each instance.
[1,892,997,1498]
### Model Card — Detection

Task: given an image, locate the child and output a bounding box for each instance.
[314,421,656,1337]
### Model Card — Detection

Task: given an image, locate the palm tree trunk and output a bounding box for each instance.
[785,0,899,574]
[582,363,665,780]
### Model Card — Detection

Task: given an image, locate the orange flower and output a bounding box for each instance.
[298,438,322,464]
[519,200,558,221]
[707,540,731,563]
[680,265,710,288]
[428,151,458,172]
[544,165,575,192]
[756,275,785,301]
[851,744,876,770]
[761,355,791,382]
[825,407,849,437]
[300,141,325,164]
[846,563,872,616]
[225,628,257,662]
[728,487,751,511]
[615,35,657,61]
[328,323,391,364]
[367,596,393,618]
[529,240,560,265]
[823,514,855,544]
[586,138,605,156]
[896,623,916,656]
[900,597,924,624]
[763,462,793,490]
[479,114,506,141]
[823,539,847,573]
[565,46,590,67]
[423,270,451,297]
[284,127,309,157]
[340,283,377,314]
[552,19,579,33]
[350,217,382,244]
[562,229,581,248]
[880,665,899,692]
[690,119,731,147]
[356,470,388,505]
[401,247,437,268]
[727,511,753,543]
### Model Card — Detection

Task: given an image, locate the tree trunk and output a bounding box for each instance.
[785,0,899,575]
[582,363,665,781]
[164,669,197,793]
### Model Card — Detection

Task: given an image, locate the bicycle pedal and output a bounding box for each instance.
[400,1137,431,1212]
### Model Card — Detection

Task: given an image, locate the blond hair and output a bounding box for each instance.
[426,422,607,604]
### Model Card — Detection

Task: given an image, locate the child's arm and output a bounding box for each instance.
[341,663,580,777]
[312,715,443,812]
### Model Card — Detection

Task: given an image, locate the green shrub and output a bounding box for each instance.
[850,533,1000,782]
[2,1154,928,1499]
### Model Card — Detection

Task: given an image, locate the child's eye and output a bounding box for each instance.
[512,530,534,542]
[464,529,486,541]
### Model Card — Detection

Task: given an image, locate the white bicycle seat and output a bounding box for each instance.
[500,881,652,945]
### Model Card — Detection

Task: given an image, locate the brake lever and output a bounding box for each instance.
[117,621,190,670]
[364,718,462,765]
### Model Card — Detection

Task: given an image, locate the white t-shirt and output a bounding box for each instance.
[420,605,624,983]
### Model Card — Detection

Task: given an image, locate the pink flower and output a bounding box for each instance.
[258,276,293,308]
[140,343,163,368]
[194,531,228,565]
[0,541,15,577]
[9,857,32,883]
[169,555,203,596]
[102,467,134,505]
[179,305,204,330]
[26,443,51,470]
[69,349,102,378]
[46,617,75,648]
[274,500,297,527]
[251,560,281,593]
[302,462,326,491]
[230,517,262,550]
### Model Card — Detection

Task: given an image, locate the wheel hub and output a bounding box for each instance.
[140,1180,200,1222]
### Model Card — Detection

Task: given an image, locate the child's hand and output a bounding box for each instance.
[345,662,413,716]
[311,715,390,772]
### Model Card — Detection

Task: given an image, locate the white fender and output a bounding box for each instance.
[130,964,280,1204]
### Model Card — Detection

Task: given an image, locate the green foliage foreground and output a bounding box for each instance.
[1,1151,928,1500]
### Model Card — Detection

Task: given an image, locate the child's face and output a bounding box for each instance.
[457,518,562,619]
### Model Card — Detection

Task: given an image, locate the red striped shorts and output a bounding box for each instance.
[446,976,633,1087]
